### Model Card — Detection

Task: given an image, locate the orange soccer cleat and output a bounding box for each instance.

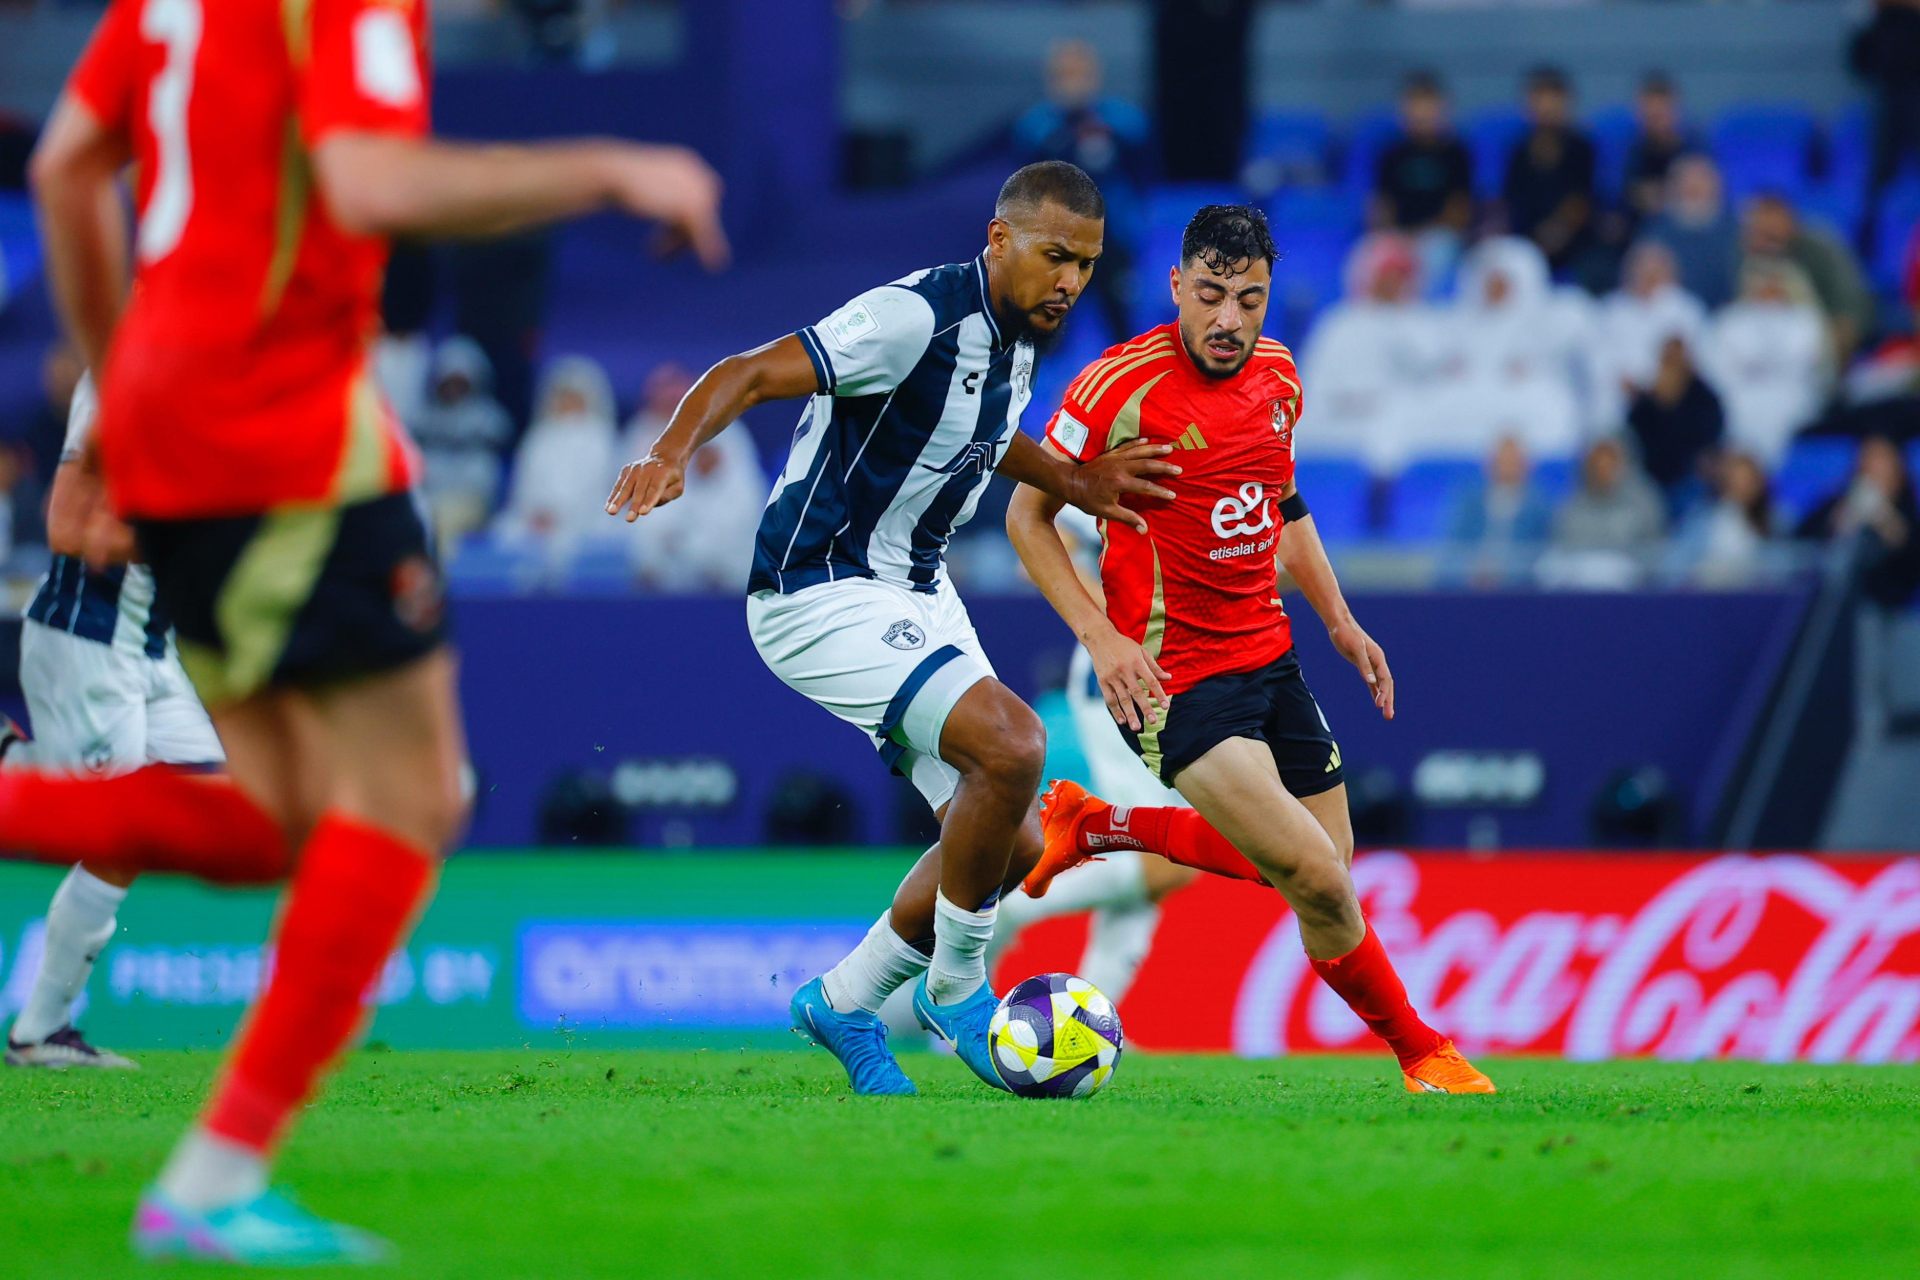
[1023,779,1106,899]
[1401,1039,1497,1094]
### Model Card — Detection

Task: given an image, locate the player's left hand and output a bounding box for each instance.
[1329,618,1394,721]
[1069,440,1180,534]
[607,451,688,520]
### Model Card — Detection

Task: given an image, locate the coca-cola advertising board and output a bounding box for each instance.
[993,851,1920,1063]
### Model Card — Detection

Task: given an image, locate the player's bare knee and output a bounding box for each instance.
[1287,858,1357,929]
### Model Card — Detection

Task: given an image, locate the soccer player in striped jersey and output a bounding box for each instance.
[1009,205,1494,1094]
[608,161,1180,1095]
[3,373,223,1071]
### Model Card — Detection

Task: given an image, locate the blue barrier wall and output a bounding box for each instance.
[451,588,1809,850]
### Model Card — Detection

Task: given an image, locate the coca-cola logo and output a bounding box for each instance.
[1231,853,1920,1064]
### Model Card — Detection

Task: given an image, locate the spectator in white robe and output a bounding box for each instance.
[495,355,621,554]
[1298,233,1450,475]
[1699,259,1830,467]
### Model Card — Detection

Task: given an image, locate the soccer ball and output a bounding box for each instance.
[988,973,1123,1099]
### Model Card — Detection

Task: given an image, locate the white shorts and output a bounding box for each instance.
[1066,645,1188,809]
[18,621,224,773]
[748,578,994,811]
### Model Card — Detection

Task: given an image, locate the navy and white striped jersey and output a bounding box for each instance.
[21,373,173,660]
[749,253,1037,595]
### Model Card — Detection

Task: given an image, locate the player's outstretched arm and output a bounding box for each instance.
[998,433,1179,535]
[1275,481,1395,721]
[1007,447,1170,731]
[28,94,129,375]
[312,135,728,265]
[607,336,821,520]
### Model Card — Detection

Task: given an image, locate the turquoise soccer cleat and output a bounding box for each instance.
[789,976,917,1096]
[131,1187,391,1266]
[911,976,1011,1093]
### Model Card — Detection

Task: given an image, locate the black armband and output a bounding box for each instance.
[1279,490,1310,523]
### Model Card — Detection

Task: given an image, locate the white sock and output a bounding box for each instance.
[821,911,929,1015]
[927,890,997,1005]
[1080,903,1162,1006]
[156,1129,269,1213]
[11,867,126,1044]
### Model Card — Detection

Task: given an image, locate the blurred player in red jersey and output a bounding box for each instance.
[1007,205,1494,1095]
[7,0,725,1261]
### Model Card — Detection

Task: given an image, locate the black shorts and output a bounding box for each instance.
[1121,648,1345,797]
[135,492,448,707]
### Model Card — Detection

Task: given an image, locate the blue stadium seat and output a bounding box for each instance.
[1870,176,1920,291]
[1269,186,1364,237]
[1533,457,1578,509]
[1387,459,1485,542]
[1589,104,1640,204]
[1823,104,1873,190]
[1339,108,1402,194]
[1773,438,1858,522]
[446,535,541,596]
[1272,224,1351,335]
[1245,109,1334,179]
[1140,183,1249,286]
[1798,183,1866,242]
[562,543,638,596]
[1712,103,1817,201]
[1462,107,1528,200]
[0,192,43,299]
[1292,458,1373,543]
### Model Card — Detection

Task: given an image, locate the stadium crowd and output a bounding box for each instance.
[0,27,1915,603]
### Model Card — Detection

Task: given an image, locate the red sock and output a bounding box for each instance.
[1310,922,1444,1068]
[1077,803,1268,885]
[0,766,288,884]
[203,813,437,1154]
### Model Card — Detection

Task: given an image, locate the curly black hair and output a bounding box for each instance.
[1180,204,1277,279]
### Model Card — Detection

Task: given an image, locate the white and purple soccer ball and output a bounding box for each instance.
[988,972,1123,1099]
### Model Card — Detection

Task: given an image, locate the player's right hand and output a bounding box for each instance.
[606,145,730,271]
[1070,440,1180,534]
[607,452,688,521]
[81,507,137,570]
[1087,631,1172,733]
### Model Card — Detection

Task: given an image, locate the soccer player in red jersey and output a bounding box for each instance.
[1007,205,1494,1095]
[9,0,726,1261]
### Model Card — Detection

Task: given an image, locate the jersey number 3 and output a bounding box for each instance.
[138,0,202,265]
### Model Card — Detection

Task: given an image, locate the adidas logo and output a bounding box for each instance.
[1325,741,1342,773]
[1174,424,1208,451]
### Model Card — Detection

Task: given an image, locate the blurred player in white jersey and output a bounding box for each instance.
[988,505,1196,1005]
[3,374,223,1069]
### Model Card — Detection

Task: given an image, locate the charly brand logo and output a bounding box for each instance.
[1229,853,1920,1063]
[883,620,926,651]
[1210,482,1275,540]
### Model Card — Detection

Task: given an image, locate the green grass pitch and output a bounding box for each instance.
[3,1050,1917,1278]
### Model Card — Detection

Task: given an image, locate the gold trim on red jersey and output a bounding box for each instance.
[1104,371,1171,451]
[1081,339,1174,410]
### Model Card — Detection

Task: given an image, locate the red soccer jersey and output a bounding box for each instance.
[68,0,429,519]
[1043,323,1305,696]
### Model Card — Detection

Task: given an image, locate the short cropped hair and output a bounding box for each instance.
[1180,204,1277,278]
[995,161,1106,223]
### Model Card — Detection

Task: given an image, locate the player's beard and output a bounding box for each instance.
[1018,303,1074,355]
[1179,325,1254,379]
